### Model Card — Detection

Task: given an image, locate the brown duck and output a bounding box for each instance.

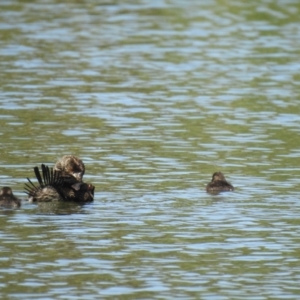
[0,187,21,207]
[54,155,95,200]
[25,164,94,203]
[206,172,234,193]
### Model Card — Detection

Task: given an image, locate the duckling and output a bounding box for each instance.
[0,187,21,207]
[206,172,234,193]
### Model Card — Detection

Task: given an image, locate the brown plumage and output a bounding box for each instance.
[25,164,65,202]
[54,155,85,184]
[54,155,95,202]
[25,164,94,203]
[62,182,95,202]
[206,172,234,193]
[0,187,21,207]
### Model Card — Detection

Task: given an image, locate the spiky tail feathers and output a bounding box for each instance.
[24,164,65,202]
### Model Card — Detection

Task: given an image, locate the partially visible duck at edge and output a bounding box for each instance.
[206,172,234,193]
[0,187,21,208]
[25,164,94,203]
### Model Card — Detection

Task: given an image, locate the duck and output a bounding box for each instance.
[54,155,95,199]
[0,187,21,207]
[54,155,95,197]
[25,164,94,203]
[54,155,85,184]
[206,172,234,193]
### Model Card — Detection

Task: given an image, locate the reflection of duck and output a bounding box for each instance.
[206,172,234,193]
[0,187,21,207]
[54,155,85,184]
[25,164,94,203]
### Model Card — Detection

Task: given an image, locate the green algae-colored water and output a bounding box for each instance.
[1,1,300,299]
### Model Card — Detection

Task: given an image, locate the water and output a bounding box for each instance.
[1,0,300,299]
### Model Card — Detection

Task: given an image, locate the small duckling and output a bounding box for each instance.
[54,155,85,184]
[0,187,21,207]
[206,172,234,193]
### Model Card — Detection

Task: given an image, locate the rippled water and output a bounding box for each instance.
[1,0,300,299]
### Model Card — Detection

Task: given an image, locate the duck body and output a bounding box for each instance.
[0,187,21,207]
[206,172,234,193]
[25,164,94,203]
[61,182,95,202]
[54,155,94,202]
